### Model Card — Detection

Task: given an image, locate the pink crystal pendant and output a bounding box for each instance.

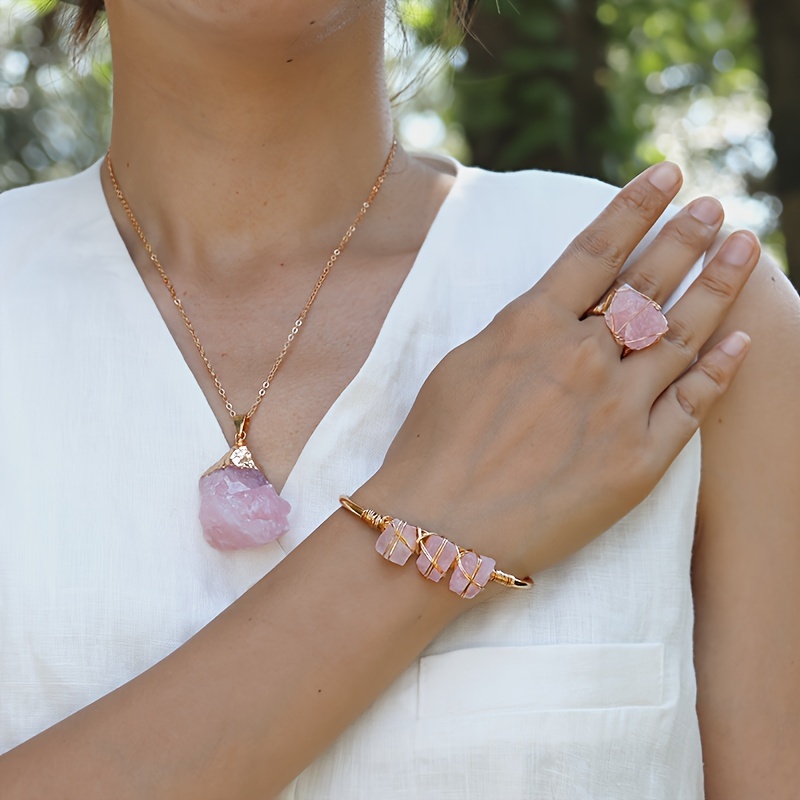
[198,416,291,550]
[602,283,669,354]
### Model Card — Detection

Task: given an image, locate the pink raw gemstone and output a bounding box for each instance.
[449,550,496,599]
[605,283,669,351]
[375,518,417,565]
[199,466,291,550]
[416,534,458,582]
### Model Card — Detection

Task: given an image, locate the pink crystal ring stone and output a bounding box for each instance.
[588,283,669,357]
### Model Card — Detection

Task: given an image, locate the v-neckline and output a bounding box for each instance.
[89,152,467,515]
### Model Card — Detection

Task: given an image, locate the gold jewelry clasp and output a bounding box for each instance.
[234,414,250,447]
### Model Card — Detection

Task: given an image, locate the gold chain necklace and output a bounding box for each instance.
[105,140,397,550]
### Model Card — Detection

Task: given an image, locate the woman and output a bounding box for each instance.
[0,1,797,797]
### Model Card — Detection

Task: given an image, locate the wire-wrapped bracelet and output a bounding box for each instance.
[339,495,534,599]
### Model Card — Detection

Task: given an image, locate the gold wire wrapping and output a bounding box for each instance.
[338,495,533,590]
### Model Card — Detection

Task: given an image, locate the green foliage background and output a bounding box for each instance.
[0,0,794,281]
[396,0,790,280]
[0,2,110,188]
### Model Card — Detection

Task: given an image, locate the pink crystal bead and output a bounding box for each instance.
[416,534,458,582]
[199,466,291,550]
[449,550,496,599]
[375,518,418,565]
[604,283,669,351]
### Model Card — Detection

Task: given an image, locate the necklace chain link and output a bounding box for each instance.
[106,140,397,430]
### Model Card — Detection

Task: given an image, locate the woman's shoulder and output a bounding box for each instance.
[0,160,103,236]
[0,159,105,279]
[431,158,646,270]
[0,159,100,209]
[432,157,697,315]
[416,151,621,223]
[440,156,622,229]
[462,160,619,203]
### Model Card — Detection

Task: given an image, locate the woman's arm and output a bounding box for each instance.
[0,165,758,799]
[694,247,800,798]
[0,494,469,799]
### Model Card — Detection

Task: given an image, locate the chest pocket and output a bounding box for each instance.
[417,642,664,718]
[408,643,671,799]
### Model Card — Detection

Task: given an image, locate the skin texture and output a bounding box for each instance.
[693,235,800,797]
[100,0,456,494]
[0,0,797,796]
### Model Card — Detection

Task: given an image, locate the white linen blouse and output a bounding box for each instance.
[0,154,705,798]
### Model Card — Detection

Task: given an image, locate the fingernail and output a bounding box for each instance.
[720,331,750,357]
[721,233,757,265]
[647,162,681,192]
[689,197,723,226]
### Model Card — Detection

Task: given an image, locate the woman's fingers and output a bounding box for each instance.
[580,195,728,360]
[634,230,761,392]
[648,330,751,462]
[608,196,725,308]
[537,162,683,316]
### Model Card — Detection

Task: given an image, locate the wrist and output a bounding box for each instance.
[352,468,451,537]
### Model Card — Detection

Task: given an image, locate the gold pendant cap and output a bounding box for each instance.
[234,414,249,447]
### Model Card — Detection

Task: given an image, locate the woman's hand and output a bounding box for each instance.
[0,163,764,800]
[362,162,761,578]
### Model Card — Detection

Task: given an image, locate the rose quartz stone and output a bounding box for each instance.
[416,534,458,582]
[199,466,291,550]
[449,550,496,599]
[605,283,669,351]
[375,518,417,565]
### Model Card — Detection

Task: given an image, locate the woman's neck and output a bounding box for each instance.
[102,1,399,283]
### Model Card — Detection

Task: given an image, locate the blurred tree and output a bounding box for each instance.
[751,0,800,285]
[596,0,795,287]
[444,0,794,287]
[452,0,623,177]
[0,1,110,192]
